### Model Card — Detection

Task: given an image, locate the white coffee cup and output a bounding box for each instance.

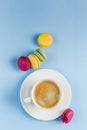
[24,79,63,109]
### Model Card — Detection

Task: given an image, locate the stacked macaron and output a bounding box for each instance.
[34,48,47,62]
[17,48,47,71]
[17,56,31,71]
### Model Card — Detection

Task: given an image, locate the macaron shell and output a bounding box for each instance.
[28,54,40,69]
[34,48,47,62]
[61,108,74,123]
[38,33,53,48]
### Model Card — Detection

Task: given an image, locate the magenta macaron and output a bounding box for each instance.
[17,56,31,71]
[61,108,74,123]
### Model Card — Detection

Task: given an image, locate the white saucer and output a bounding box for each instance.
[20,69,72,121]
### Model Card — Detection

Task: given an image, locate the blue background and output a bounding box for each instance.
[0,0,87,129]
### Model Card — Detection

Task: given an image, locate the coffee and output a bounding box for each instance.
[34,80,61,108]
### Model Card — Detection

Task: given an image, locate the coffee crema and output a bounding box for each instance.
[34,80,61,108]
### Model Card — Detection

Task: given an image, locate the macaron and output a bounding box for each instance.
[34,48,47,62]
[38,33,53,48]
[17,56,31,71]
[28,54,40,69]
[61,108,74,123]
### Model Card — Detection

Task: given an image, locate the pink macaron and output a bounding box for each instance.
[17,56,31,71]
[61,108,74,123]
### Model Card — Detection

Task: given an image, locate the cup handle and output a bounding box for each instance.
[24,97,31,103]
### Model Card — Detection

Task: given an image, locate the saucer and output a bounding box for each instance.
[20,69,72,121]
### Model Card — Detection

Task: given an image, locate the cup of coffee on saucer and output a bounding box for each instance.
[20,69,72,120]
[24,80,63,109]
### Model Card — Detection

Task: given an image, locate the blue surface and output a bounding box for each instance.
[0,0,87,129]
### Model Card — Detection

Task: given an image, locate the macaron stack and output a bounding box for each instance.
[17,48,47,71]
[17,33,52,71]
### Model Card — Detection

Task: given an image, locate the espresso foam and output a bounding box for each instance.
[34,80,60,108]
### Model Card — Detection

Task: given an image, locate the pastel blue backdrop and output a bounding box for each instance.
[0,0,87,129]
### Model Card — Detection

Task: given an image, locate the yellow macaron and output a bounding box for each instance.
[28,54,40,69]
[38,33,53,48]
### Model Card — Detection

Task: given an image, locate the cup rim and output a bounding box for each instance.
[31,79,63,110]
